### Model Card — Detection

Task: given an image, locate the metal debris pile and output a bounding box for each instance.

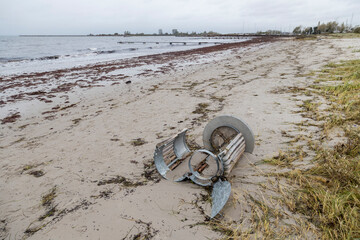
[154,115,254,218]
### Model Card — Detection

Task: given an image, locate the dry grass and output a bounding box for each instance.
[262,147,308,168]
[209,59,360,239]
[295,35,318,41]
[207,193,314,239]
[326,33,360,39]
[264,60,360,239]
[295,33,360,41]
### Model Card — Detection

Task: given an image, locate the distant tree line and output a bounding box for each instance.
[88,29,220,37]
[293,21,360,35]
[256,30,286,35]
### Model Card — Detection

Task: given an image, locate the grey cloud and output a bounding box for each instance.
[0,0,359,35]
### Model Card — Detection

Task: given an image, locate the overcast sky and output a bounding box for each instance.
[0,0,359,35]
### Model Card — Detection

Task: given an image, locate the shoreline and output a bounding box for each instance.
[0,36,276,120]
[0,35,254,75]
[1,36,359,239]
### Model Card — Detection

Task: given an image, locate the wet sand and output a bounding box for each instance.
[1,36,359,239]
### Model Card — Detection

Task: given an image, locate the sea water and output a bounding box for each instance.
[0,36,249,75]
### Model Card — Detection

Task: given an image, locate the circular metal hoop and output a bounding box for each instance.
[203,115,255,153]
[188,149,221,181]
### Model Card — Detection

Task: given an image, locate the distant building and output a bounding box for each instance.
[172,29,179,36]
[158,29,163,35]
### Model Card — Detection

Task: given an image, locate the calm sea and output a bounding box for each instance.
[0,36,249,75]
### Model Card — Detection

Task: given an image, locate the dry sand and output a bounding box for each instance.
[1,37,360,239]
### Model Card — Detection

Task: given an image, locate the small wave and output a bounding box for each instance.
[37,55,61,60]
[95,50,118,54]
[1,55,63,64]
[0,57,26,63]
[1,48,137,64]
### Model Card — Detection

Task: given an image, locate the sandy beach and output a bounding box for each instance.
[1,36,360,239]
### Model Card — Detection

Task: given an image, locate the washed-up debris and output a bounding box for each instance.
[154,115,254,218]
[1,112,21,124]
[28,170,45,178]
[131,138,147,146]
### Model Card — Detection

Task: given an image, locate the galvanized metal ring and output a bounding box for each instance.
[203,115,255,153]
[188,149,221,181]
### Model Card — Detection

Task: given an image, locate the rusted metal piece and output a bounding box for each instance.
[195,160,209,173]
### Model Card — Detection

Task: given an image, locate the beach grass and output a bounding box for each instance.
[267,59,360,239]
[327,33,360,39]
[296,33,360,41]
[212,59,360,239]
